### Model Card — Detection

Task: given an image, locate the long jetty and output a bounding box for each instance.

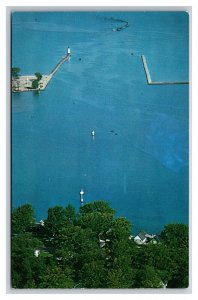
[12,53,71,93]
[50,53,71,76]
[141,55,189,85]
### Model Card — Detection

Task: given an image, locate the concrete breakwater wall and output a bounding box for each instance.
[141,55,189,85]
[50,54,71,76]
[12,53,71,93]
[141,55,152,84]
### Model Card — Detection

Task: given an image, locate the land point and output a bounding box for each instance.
[12,48,71,93]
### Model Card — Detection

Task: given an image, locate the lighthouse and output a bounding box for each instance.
[80,189,84,205]
[67,46,71,55]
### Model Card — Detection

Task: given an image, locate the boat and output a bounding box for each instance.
[80,189,84,204]
[80,189,84,196]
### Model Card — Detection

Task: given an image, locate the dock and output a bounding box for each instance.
[141,55,189,85]
[12,53,71,93]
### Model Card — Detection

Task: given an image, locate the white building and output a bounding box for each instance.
[134,231,148,244]
[34,249,40,257]
[134,230,157,245]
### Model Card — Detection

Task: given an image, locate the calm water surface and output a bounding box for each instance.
[12,12,189,233]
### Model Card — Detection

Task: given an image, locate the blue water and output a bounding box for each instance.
[12,12,189,234]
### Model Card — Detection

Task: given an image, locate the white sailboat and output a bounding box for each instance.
[80,189,84,204]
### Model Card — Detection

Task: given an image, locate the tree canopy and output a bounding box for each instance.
[12,204,35,235]
[31,79,39,89]
[35,72,42,81]
[12,67,21,78]
[11,201,189,289]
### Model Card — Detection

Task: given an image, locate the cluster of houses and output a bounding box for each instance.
[98,229,160,249]
[34,220,159,258]
[132,230,160,245]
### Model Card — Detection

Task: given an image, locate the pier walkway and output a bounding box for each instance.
[50,53,71,77]
[141,55,189,85]
[12,53,71,93]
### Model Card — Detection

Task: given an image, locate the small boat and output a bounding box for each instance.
[80,189,84,204]
[80,189,84,196]
[91,130,95,137]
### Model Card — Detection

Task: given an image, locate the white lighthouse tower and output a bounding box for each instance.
[80,188,84,205]
[67,46,71,55]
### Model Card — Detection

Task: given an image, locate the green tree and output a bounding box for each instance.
[46,208,107,288]
[109,217,132,240]
[139,243,172,286]
[35,72,42,81]
[12,67,20,78]
[53,225,102,268]
[45,206,67,232]
[78,203,136,288]
[160,224,188,248]
[78,200,115,235]
[106,267,136,288]
[136,266,164,288]
[44,205,77,238]
[80,200,116,215]
[12,204,35,235]
[160,223,189,288]
[12,233,46,288]
[38,266,74,288]
[31,79,39,89]
[65,204,77,225]
[78,258,106,288]
[104,217,135,288]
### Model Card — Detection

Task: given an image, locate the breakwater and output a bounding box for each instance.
[12,53,71,93]
[141,55,189,85]
[50,54,71,76]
